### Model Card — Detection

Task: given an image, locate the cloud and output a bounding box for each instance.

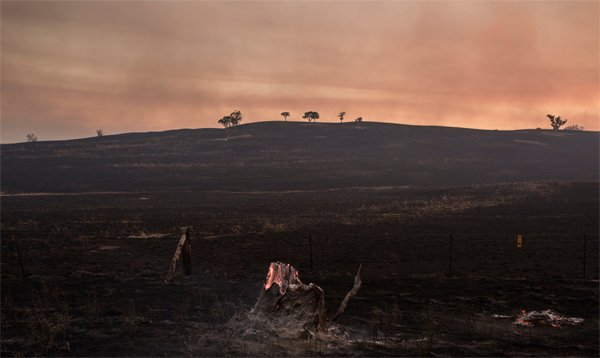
[1,0,598,142]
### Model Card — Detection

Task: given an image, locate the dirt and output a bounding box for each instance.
[1,182,598,356]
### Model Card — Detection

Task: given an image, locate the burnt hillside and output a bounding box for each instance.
[1,121,598,193]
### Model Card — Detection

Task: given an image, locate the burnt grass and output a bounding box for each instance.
[1,182,598,356]
[1,122,598,193]
[1,122,599,356]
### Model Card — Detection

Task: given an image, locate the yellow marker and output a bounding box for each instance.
[517,235,523,248]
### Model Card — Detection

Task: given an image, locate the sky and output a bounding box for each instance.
[1,0,598,143]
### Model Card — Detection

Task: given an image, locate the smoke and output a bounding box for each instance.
[1,1,598,142]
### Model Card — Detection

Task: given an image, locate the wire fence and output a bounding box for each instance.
[300,233,600,280]
[1,229,598,280]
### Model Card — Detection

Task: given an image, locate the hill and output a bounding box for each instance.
[1,121,598,193]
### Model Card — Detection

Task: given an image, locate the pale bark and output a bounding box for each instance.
[332,264,362,322]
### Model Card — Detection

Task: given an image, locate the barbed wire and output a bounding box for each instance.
[0,228,598,236]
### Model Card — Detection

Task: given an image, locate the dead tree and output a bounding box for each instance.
[332,264,362,321]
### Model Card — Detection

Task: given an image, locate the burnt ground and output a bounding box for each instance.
[1,181,598,356]
[2,122,598,193]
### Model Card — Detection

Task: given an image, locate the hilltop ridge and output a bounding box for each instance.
[1,121,598,193]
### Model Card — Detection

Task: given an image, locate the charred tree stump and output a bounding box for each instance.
[252,262,326,332]
[249,262,362,334]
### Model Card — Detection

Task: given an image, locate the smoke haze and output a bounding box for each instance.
[1,1,598,142]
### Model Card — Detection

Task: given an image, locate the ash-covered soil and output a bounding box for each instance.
[1,182,598,356]
[2,122,598,193]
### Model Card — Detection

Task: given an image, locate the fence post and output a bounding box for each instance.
[448,234,453,277]
[12,236,26,278]
[308,234,313,271]
[516,235,523,249]
[183,226,193,276]
[165,226,193,284]
[582,234,587,279]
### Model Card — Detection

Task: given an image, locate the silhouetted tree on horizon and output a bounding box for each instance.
[355,117,363,123]
[218,110,243,129]
[218,116,232,128]
[26,133,38,142]
[281,112,290,122]
[96,129,103,137]
[229,110,243,127]
[338,112,346,123]
[303,111,320,123]
[547,114,567,131]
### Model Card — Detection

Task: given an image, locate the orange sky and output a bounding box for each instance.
[1,0,598,142]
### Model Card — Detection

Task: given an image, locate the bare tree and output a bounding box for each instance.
[26,133,38,142]
[96,129,104,137]
[280,112,290,122]
[547,114,567,131]
[338,112,346,123]
[302,111,319,123]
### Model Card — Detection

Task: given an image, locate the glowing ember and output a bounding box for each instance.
[263,262,303,295]
[515,309,534,327]
[513,309,584,327]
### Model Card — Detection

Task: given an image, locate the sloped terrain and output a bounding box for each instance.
[1,122,598,356]
[1,122,598,193]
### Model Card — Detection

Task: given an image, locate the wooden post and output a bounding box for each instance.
[448,234,453,278]
[12,236,26,278]
[309,235,313,271]
[582,234,587,279]
[165,226,193,284]
[183,226,192,276]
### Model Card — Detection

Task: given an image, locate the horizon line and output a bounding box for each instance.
[1,119,595,145]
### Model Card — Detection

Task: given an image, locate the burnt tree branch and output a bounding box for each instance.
[332,264,362,322]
